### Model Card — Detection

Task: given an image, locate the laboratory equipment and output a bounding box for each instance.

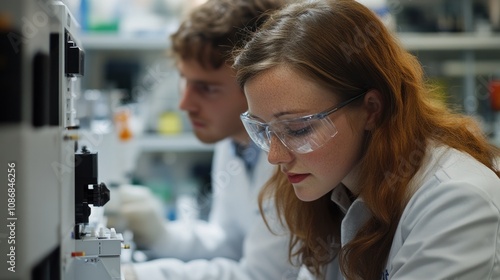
[0,0,125,279]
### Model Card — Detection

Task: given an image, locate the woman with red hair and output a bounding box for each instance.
[234,0,500,279]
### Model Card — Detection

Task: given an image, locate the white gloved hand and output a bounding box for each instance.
[118,185,169,249]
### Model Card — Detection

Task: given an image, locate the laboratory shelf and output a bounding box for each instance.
[81,32,500,52]
[398,33,500,51]
[440,60,500,77]
[136,133,214,153]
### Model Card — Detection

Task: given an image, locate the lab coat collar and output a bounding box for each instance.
[330,185,371,245]
[330,184,354,215]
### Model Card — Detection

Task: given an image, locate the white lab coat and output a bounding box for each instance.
[133,138,300,279]
[299,143,500,279]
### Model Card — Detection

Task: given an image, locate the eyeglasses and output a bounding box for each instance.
[240,92,366,154]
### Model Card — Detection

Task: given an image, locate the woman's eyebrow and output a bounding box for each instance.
[248,111,291,118]
[247,109,306,121]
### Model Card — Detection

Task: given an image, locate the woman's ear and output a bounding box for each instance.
[363,90,383,131]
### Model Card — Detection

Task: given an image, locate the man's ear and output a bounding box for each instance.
[363,90,383,131]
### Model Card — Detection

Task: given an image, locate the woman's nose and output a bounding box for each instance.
[267,134,294,165]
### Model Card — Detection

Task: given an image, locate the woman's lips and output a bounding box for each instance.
[287,173,310,184]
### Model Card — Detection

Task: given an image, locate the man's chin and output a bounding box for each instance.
[192,131,222,144]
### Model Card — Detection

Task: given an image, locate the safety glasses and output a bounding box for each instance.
[240,92,366,154]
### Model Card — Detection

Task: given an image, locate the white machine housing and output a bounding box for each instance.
[0,1,123,279]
